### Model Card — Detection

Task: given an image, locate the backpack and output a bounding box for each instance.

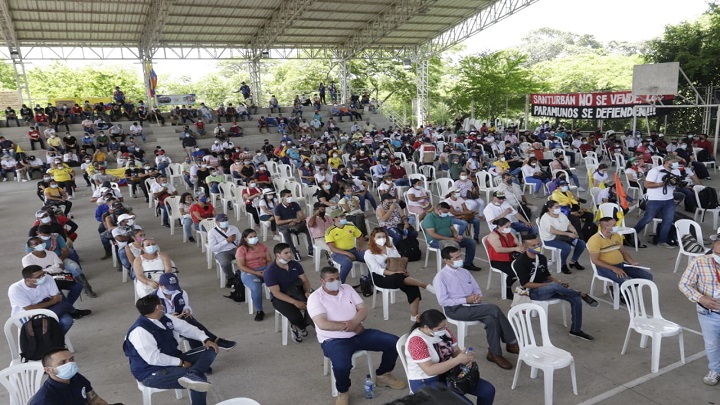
[19,314,65,362]
[396,237,422,262]
[681,234,705,253]
[359,274,373,297]
[698,187,719,209]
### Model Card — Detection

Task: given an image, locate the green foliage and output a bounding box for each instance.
[534,53,643,93]
[0,62,16,91]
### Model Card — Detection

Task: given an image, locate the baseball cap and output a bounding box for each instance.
[493,191,506,199]
[329,210,346,218]
[118,214,135,223]
[215,213,228,222]
[158,273,181,291]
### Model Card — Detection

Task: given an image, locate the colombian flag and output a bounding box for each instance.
[146,61,157,98]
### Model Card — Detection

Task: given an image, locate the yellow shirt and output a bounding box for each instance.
[48,167,73,182]
[47,137,63,148]
[325,224,362,250]
[493,160,509,172]
[587,231,624,265]
[550,189,578,207]
[328,157,342,169]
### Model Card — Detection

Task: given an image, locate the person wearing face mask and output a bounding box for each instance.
[274,189,314,260]
[338,185,368,236]
[521,157,550,195]
[632,156,682,248]
[9,265,91,335]
[538,200,587,274]
[133,237,175,299]
[29,348,120,405]
[678,238,720,386]
[235,229,273,320]
[496,173,538,220]
[155,273,236,350]
[443,186,481,243]
[624,157,646,190]
[325,211,366,283]
[308,266,407,404]
[485,218,525,300]
[550,179,594,232]
[591,163,610,188]
[514,235,598,342]
[22,237,87,304]
[589,217,651,300]
[252,163,273,189]
[30,208,78,245]
[307,202,334,257]
[298,159,316,185]
[376,193,417,246]
[365,228,433,321]
[635,139,654,163]
[433,246,517,369]
[483,191,535,236]
[207,213,243,288]
[125,229,146,279]
[112,214,142,275]
[424,202,482,272]
[549,152,584,191]
[149,175,178,227]
[407,178,434,221]
[405,309,495,403]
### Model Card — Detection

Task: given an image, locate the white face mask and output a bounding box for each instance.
[459,175,468,180]
[278,258,289,265]
[247,236,259,245]
[552,208,561,215]
[560,186,569,192]
[500,227,512,234]
[285,197,293,203]
[451,259,464,268]
[324,280,342,292]
[375,237,387,247]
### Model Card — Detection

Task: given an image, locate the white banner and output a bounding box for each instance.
[156,94,196,106]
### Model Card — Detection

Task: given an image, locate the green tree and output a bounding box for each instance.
[515,28,604,65]
[0,61,15,90]
[533,53,642,93]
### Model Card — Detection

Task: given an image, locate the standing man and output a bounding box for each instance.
[632,156,680,248]
[308,266,407,405]
[207,213,242,288]
[29,348,119,405]
[679,239,720,386]
[123,295,219,405]
[433,246,518,369]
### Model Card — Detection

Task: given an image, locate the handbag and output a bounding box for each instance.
[555,234,575,244]
[445,361,480,395]
[510,256,538,307]
[386,257,409,273]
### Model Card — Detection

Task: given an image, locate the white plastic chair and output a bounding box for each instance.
[265,160,279,177]
[442,308,480,351]
[215,398,262,405]
[219,182,237,215]
[651,155,663,167]
[419,165,436,191]
[274,310,290,346]
[419,224,442,272]
[323,350,375,397]
[436,178,455,199]
[136,380,184,405]
[401,161,417,176]
[693,147,717,173]
[693,185,720,230]
[598,203,638,251]
[0,362,45,405]
[198,217,217,260]
[673,219,705,273]
[535,218,561,273]
[312,240,332,273]
[620,279,685,373]
[145,177,158,209]
[395,334,414,394]
[167,163,185,189]
[370,272,399,321]
[408,173,428,191]
[164,196,183,238]
[508,303,578,405]
[588,260,621,310]
[475,170,494,202]
[4,309,75,366]
[482,235,508,300]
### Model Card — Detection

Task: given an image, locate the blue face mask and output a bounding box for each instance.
[338,219,347,226]
[144,245,158,254]
[35,275,47,285]
[54,362,78,380]
[671,162,680,170]
[439,212,449,218]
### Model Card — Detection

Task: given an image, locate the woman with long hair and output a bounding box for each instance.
[236,228,273,321]
[132,237,174,298]
[364,228,433,322]
[485,218,524,299]
[538,200,586,274]
[404,309,495,404]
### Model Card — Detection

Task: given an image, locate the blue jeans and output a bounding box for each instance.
[524,177,546,193]
[394,178,410,187]
[241,268,266,312]
[331,248,366,283]
[633,199,675,244]
[62,282,83,308]
[182,217,194,239]
[58,313,74,334]
[596,262,653,286]
[359,191,377,210]
[62,258,84,278]
[409,377,494,405]
[385,226,419,247]
[117,248,132,270]
[511,222,536,236]
[140,348,217,405]
[452,218,468,237]
[157,162,169,177]
[320,329,400,394]
[429,238,476,267]
[697,305,720,373]
[529,282,583,332]
[544,238,586,265]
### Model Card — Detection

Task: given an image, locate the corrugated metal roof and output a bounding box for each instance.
[2,0,506,53]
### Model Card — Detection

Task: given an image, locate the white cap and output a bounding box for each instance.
[117,214,135,223]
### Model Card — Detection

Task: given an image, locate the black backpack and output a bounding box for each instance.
[396,237,422,262]
[698,187,719,209]
[359,274,373,297]
[19,314,65,362]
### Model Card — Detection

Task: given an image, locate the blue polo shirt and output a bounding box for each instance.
[264,260,305,295]
[29,373,93,405]
[274,202,302,221]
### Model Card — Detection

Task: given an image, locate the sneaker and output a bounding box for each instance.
[300,327,309,337]
[578,187,586,192]
[177,373,211,392]
[254,310,265,322]
[291,327,303,343]
[425,284,436,295]
[657,242,676,249]
[272,235,282,241]
[216,338,236,350]
[703,370,720,386]
[70,309,92,319]
[188,236,196,243]
[307,250,314,257]
[569,330,595,341]
[294,252,302,261]
[375,372,407,390]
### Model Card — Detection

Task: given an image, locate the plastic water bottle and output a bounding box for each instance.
[364,374,375,399]
[457,347,474,378]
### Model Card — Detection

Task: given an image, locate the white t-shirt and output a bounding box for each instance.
[8,277,60,316]
[483,201,518,230]
[443,197,466,213]
[364,247,401,276]
[539,213,571,241]
[406,187,427,207]
[644,166,676,201]
[21,251,63,274]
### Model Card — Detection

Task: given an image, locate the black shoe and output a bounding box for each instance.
[162,223,170,228]
[307,250,314,257]
[569,262,585,270]
[70,309,92,319]
[291,327,303,343]
[188,236,196,243]
[216,338,236,350]
[254,311,265,321]
[205,367,212,375]
[561,265,572,274]
[294,252,302,261]
[569,330,595,341]
[464,263,482,272]
[581,293,599,307]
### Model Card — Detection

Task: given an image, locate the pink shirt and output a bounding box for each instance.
[307,285,364,343]
[235,243,269,270]
[306,215,333,239]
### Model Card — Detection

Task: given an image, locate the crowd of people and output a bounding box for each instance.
[3,87,720,404]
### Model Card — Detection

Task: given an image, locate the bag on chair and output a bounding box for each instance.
[19,314,65,362]
[359,274,373,297]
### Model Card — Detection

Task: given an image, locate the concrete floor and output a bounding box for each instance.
[0,166,718,405]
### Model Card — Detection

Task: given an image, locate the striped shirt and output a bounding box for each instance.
[678,255,720,306]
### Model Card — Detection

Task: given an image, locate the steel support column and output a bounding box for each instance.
[139,48,154,109]
[249,58,262,107]
[415,57,429,126]
[339,60,349,104]
[9,48,31,106]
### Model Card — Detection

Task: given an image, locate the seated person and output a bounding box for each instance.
[376,193,417,246]
[485,218,524,300]
[132,237,175,298]
[514,234,598,341]
[549,151,583,190]
[423,203,481,272]
[264,243,314,343]
[235,229,273,321]
[406,178,434,222]
[325,211,366,283]
[306,202,333,253]
[591,164,610,187]
[156,273,236,349]
[483,191,536,236]
[307,266,407,404]
[22,237,91,301]
[549,179,594,231]
[274,189,313,261]
[521,157,550,195]
[338,185,368,236]
[123,295,219,405]
[538,200,586,274]
[365,228,433,321]
[443,187,481,243]
[405,309,495,403]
